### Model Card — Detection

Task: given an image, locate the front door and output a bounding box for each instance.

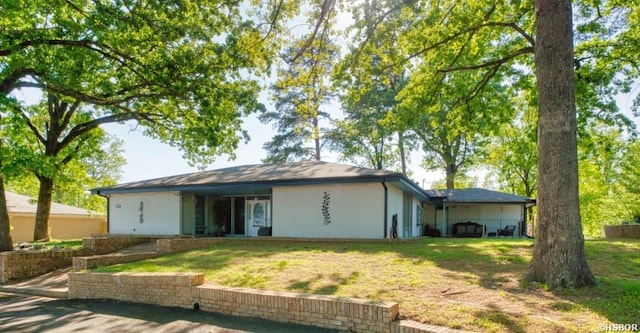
[247,200,270,236]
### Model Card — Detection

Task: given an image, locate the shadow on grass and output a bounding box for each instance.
[92,237,640,330]
[472,304,526,333]
[287,271,360,295]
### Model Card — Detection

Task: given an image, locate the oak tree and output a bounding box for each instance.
[1,0,271,246]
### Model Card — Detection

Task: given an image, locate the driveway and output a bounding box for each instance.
[0,293,338,333]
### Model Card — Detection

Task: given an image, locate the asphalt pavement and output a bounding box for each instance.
[0,293,338,333]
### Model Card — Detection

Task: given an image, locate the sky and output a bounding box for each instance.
[101,105,445,187]
[101,87,640,187]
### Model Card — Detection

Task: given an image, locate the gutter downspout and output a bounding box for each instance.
[97,191,110,234]
[382,179,388,239]
[522,203,527,237]
[442,202,447,237]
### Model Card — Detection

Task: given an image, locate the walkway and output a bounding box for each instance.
[0,241,158,298]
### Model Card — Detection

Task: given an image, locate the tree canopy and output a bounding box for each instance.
[0,0,276,246]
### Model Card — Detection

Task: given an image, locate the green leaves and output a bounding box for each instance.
[2,0,274,167]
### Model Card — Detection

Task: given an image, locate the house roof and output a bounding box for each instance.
[425,188,535,204]
[6,191,103,217]
[92,160,430,200]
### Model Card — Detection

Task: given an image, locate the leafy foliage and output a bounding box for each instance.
[329,0,416,172]
[1,0,278,244]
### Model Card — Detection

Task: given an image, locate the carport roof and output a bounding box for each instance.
[92,161,430,200]
[425,188,535,204]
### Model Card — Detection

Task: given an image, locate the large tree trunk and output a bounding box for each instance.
[0,172,14,251]
[313,114,321,161]
[0,121,14,251]
[526,0,596,289]
[398,132,407,176]
[445,163,456,189]
[33,176,54,242]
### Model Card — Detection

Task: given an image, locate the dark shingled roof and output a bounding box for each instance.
[93,160,428,199]
[425,188,535,204]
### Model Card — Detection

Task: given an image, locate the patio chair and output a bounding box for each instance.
[497,225,516,237]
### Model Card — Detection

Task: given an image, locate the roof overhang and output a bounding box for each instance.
[93,174,432,201]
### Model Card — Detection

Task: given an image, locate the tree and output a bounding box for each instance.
[485,90,538,198]
[401,65,513,189]
[381,0,602,287]
[1,0,272,246]
[329,0,416,173]
[2,93,123,240]
[620,139,640,223]
[525,0,596,288]
[5,128,125,214]
[259,3,339,163]
[0,111,12,250]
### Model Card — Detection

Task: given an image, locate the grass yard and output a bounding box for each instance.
[94,238,640,332]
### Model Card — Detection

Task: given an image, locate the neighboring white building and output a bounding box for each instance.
[92,161,535,239]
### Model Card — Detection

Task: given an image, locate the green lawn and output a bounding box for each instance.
[93,238,640,332]
[23,239,84,250]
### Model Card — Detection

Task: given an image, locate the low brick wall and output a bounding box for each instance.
[83,235,157,255]
[69,272,203,308]
[195,285,399,332]
[0,249,89,283]
[73,252,159,271]
[68,272,405,332]
[604,225,640,239]
[156,238,224,254]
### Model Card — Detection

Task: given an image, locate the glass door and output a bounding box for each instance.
[247,200,270,236]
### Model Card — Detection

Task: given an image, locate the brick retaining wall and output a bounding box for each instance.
[604,225,640,238]
[83,235,157,255]
[72,252,159,271]
[68,272,406,332]
[195,285,399,332]
[0,249,89,283]
[69,272,203,308]
[156,238,224,254]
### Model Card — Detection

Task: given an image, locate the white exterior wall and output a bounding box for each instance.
[386,186,404,238]
[386,188,423,238]
[272,183,386,239]
[108,192,181,235]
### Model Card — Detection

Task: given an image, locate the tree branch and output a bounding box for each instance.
[0,68,40,95]
[438,46,533,73]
